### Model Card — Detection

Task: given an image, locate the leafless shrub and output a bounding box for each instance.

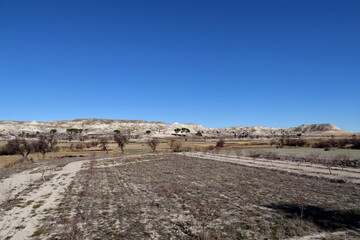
[295,157,305,172]
[261,151,279,166]
[99,137,109,154]
[324,154,351,173]
[90,141,98,147]
[114,133,129,154]
[333,153,351,163]
[147,138,160,152]
[3,138,34,163]
[270,140,277,146]
[207,145,216,152]
[305,153,321,164]
[248,150,262,163]
[194,198,219,239]
[321,157,338,175]
[168,139,183,152]
[261,151,279,160]
[215,138,225,148]
[183,146,194,152]
[74,143,85,150]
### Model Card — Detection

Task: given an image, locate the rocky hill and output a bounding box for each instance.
[0,119,352,138]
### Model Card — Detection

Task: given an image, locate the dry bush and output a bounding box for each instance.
[147,138,160,152]
[74,143,85,150]
[325,154,352,171]
[99,138,109,154]
[321,157,338,174]
[207,145,216,152]
[113,133,129,154]
[284,138,307,147]
[2,139,34,163]
[247,150,263,164]
[215,138,225,148]
[182,146,194,152]
[313,138,360,149]
[168,139,183,152]
[333,153,351,163]
[261,151,279,160]
[305,153,321,163]
[248,150,262,159]
[85,143,92,148]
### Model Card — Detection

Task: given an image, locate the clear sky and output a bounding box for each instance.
[0,0,359,132]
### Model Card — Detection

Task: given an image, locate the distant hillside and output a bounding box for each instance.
[0,119,352,138]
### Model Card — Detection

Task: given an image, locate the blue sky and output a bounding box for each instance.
[0,0,359,131]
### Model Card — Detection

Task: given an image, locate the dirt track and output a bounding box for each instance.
[0,154,160,240]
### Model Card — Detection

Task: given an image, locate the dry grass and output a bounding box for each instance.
[36,154,360,239]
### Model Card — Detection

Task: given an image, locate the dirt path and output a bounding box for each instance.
[183,152,360,184]
[0,160,90,240]
[0,154,160,239]
[0,169,43,205]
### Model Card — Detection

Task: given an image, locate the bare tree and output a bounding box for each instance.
[5,138,34,162]
[215,138,225,148]
[147,138,160,152]
[33,134,58,160]
[99,137,109,154]
[113,133,129,154]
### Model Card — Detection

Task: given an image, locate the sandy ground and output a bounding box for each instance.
[0,169,42,205]
[0,160,89,239]
[0,154,158,239]
[184,152,360,184]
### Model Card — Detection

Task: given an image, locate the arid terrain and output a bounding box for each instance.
[0,119,359,239]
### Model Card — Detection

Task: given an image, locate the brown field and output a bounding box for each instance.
[1,154,359,239]
[1,138,360,239]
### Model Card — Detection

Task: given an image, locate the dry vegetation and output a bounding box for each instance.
[25,154,360,240]
[1,135,360,239]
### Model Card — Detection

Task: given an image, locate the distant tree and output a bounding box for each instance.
[114,133,129,154]
[50,129,57,135]
[147,138,160,152]
[66,128,83,142]
[216,138,225,148]
[174,128,181,134]
[114,130,121,134]
[195,131,203,136]
[5,139,34,162]
[180,128,190,134]
[146,130,151,134]
[33,135,58,160]
[99,137,109,154]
